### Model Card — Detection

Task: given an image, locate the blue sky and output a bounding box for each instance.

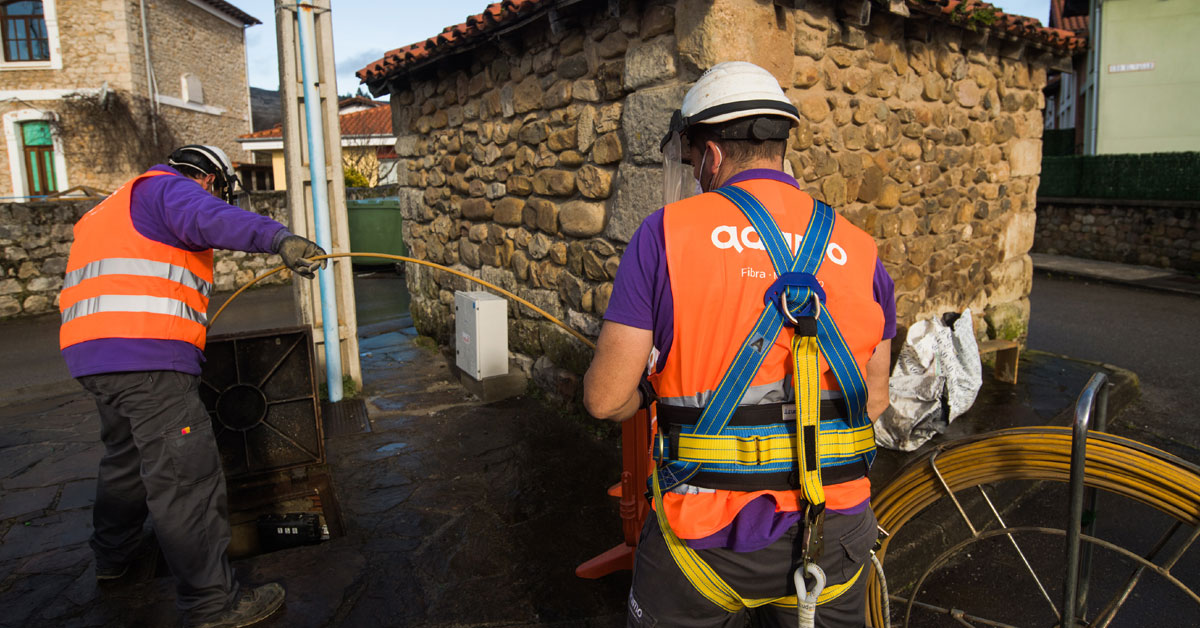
[227,1,1052,96]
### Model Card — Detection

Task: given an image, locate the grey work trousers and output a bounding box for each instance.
[80,370,237,617]
[626,505,878,628]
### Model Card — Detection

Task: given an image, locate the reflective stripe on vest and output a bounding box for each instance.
[59,170,214,351]
[61,294,208,326]
[63,258,213,297]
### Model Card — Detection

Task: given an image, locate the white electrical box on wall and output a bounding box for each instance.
[455,291,508,381]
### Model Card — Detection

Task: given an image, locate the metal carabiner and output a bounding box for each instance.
[779,290,822,327]
[780,291,800,326]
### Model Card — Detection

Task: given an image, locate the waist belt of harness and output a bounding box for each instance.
[657,399,848,426]
[655,402,867,490]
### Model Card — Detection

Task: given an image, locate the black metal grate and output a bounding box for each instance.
[322,398,371,437]
[200,326,324,479]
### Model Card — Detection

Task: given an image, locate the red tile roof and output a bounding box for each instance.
[355,0,1086,93]
[1050,0,1090,34]
[911,0,1086,54]
[355,0,549,91]
[239,105,393,141]
[338,96,386,110]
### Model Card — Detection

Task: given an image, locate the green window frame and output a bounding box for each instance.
[21,119,56,196]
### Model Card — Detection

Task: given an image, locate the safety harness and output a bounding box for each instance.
[650,185,875,616]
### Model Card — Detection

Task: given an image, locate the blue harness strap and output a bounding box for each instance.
[655,185,872,492]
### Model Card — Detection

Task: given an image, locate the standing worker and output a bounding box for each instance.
[59,145,326,627]
[583,62,896,627]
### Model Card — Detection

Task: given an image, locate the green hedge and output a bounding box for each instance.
[1040,152,1200,201]
[1042,129,1075,157]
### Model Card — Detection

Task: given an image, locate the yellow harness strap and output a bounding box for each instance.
[792,332,825,506]
[650,470,862,611]
[646,332,864,612]
[671,425,875,467]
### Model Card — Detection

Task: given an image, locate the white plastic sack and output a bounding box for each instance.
[874,309,983,452]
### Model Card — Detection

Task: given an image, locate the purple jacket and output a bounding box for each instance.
[62,165,289,378]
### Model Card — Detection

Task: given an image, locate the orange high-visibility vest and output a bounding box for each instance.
[651,178,884,539]
[59,171,214,351]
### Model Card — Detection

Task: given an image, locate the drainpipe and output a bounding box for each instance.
[1085,0,1103,155]
[295,1,343,402]
[139,0,158,143]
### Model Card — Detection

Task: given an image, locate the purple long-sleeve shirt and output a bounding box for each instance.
[603,169,897,552]
[62,165,289,378]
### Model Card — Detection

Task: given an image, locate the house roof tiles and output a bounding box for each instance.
[355,0,1086,92]
[238,105,393,141]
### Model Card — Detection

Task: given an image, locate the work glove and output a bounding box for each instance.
[276,235,326,278]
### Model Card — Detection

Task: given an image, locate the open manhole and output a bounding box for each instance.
[200,326,325,478]
[196,326,343,561]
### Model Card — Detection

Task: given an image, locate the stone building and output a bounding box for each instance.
[356,0,1082,391]
[0,0,260,199]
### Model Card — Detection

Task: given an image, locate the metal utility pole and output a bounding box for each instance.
[275,0,361,398]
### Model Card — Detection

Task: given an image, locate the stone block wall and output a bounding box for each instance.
[391,3,671,385]
[387,0,1057,393]
[1034,199,1200,272]
[144,0,254,164]
[779,3,1047,341]
[0,1,137,93]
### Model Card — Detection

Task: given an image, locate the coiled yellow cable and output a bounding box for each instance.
[866,427,1200,626]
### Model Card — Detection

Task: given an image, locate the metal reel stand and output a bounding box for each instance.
[867,374,1200,627]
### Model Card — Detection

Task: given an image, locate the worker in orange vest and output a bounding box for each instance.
[60,145,323,627]
[584,62,896,627]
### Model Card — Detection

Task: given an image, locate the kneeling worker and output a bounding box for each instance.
[584,62,896,627]
[60,145,326,627]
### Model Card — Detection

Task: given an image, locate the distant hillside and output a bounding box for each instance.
[250,87,282,133]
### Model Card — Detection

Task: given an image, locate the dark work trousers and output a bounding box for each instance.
[626,505,878,628]
[80,371,237,618]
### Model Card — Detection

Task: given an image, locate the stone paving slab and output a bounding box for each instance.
[0,298,629,627]
[0,269,1174,627]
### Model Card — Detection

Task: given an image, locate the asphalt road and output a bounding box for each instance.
[1027,273,1200,461]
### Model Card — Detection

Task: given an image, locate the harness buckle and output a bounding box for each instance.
[801,502,825,567]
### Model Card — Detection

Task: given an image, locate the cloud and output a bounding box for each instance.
[336,49,387,76]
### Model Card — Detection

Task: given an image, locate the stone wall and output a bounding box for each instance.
[386,0,1057,396]
[0,191,292,320]
[1033,199,1200,272]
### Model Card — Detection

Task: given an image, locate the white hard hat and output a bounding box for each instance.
[168,144,243,203]
[661,61,800,149]
[682,61,801,125]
